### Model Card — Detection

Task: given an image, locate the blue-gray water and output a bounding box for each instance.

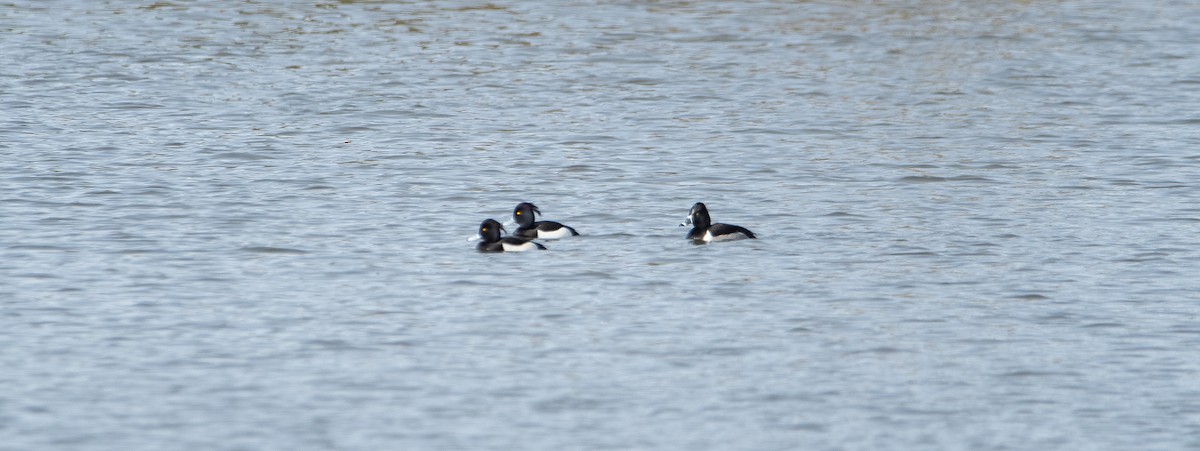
[3,1,1199,449]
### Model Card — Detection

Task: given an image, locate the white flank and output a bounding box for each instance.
[705,230,746,242]
[501,241,536,252]
[537,227,573,239]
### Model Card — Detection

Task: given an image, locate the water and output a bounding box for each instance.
[3,1,1199,449]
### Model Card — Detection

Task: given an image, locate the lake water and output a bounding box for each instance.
[3,1,1199,449]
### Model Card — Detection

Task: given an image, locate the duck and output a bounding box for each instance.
[473,218,547,252]
[512,202,580,239]
[680,202,756,243]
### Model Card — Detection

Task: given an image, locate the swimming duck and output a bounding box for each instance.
[512,202,580,239]
[680,202,756,243]
[474,218,547,252]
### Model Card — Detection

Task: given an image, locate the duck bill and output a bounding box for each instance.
[679,216,693,227]
[466,234,482,242]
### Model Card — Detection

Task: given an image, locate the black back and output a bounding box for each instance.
[708,223,757,239]
[515,221,581,238]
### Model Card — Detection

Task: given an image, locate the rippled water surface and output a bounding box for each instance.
[4,1,1200,449]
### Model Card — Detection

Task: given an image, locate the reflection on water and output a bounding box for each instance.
[3,1,1199,449]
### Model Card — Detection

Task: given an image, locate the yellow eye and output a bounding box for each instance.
[516,211,521,215]
[482,227,487,232]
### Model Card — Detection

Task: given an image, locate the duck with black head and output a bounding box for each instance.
[512,202,580,239]
[473,218,547,252]
[680,202,756,243]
